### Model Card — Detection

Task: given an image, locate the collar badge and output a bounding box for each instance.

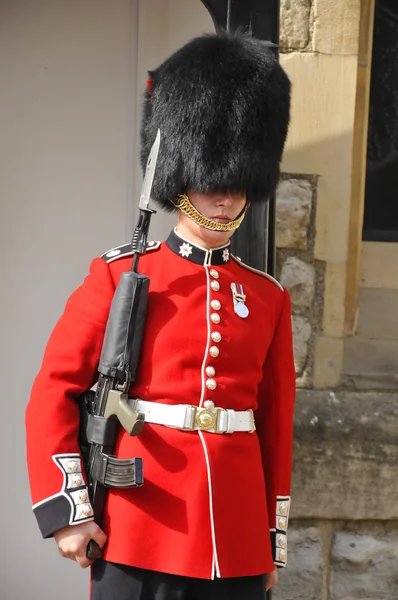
[222,248,230,262]
[179,242,193,258]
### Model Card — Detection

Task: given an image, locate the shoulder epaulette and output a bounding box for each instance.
[231,255,284,291]
[101,241,161,263]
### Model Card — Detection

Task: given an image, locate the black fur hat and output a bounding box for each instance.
[141,31,290,211]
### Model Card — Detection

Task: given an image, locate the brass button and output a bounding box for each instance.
[210,313,221,324]
[277,535,286,548]
[67,460,79,473]
[210,281,220,292]
[206,378,217,390]
[70,474,83,487]
[211,331,222,343]
[278,517,287,530]
[78,489,89,503]
[205,366,215,377]
[209,346,219,358]
[210,269,219,279]
[78,504,92,518]
[279,502,288,516]
[210,300,221,310]
[278,549,286,561]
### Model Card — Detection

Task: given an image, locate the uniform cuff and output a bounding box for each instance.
[32,454,94,538]
[270,496,291,567]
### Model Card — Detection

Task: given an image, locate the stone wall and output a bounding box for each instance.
[275,176,325,388]
[280,0,313,52]
[276,524,398,600]
[277,2,322,389]
[279,0,362,389]
[273,390,398,600]
[273,3,397,600]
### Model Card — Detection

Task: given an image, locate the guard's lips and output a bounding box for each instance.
[212,215,232,222]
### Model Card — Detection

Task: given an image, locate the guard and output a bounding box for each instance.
[26,31,295,599]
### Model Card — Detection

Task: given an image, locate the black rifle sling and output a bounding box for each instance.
[98,270,150,386]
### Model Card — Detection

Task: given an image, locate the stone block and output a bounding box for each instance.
[357,288,398,339]
[330,532,398,600]
[343,336,398,376]
[276,179,312,250]
[291,390,398,521]
[313,335,343,388]
[292,316,312,375]
[280,53,357,177]
[274,527,324,600]
[314,175,351,263]
[360,241,398,290]
[280,0,311,51]
[280,257,315,309]
[314,0,360,55]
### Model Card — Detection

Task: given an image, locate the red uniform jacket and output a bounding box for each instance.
[26,229,296,579]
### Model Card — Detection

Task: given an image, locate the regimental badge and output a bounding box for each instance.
[179,242,193,258]
[230,283,249,318]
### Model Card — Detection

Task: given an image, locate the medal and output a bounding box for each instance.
[230,283,249,318]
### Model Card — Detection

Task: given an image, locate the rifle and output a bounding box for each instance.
[79,130,161,559]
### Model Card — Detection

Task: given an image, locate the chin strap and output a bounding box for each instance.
[171,194,249,232]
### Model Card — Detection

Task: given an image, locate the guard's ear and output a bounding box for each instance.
[146,70,155,98]
[146,78,153,98]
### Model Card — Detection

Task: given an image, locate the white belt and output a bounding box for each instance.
[131,399,256,434]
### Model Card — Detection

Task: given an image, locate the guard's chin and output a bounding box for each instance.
[199,225,234,245]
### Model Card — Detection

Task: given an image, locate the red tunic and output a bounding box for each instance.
[26,229,296,579]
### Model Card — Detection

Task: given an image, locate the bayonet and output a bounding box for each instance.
[139,129,161,211]
[132,130,160,264]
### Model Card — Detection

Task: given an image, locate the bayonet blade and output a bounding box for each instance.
[139,129,160,210]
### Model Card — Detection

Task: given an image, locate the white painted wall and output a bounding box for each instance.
[134,0,214,240]
[0,1,213,598]
[0,1,136,598]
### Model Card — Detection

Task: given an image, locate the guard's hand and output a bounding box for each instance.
[54,521,107,568]
[265,566,279,591]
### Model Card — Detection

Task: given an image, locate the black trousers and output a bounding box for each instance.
[91,559,267,600]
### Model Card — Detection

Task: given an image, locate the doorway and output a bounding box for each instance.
[363,0,398,241]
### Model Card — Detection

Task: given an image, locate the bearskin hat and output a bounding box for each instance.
[140,31,290,211]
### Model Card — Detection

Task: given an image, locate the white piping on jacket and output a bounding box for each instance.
[199,430,221,579]
[197,252,221,578]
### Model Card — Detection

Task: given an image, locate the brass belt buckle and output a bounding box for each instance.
[196,402,225,433]
[182,403,226,433]
[195,407,217,431]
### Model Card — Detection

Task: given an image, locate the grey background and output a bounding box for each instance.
[0,1,212,598]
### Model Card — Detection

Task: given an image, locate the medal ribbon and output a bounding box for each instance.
[231,283,249,318]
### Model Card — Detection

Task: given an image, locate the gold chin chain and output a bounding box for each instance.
[172,194,248,232]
